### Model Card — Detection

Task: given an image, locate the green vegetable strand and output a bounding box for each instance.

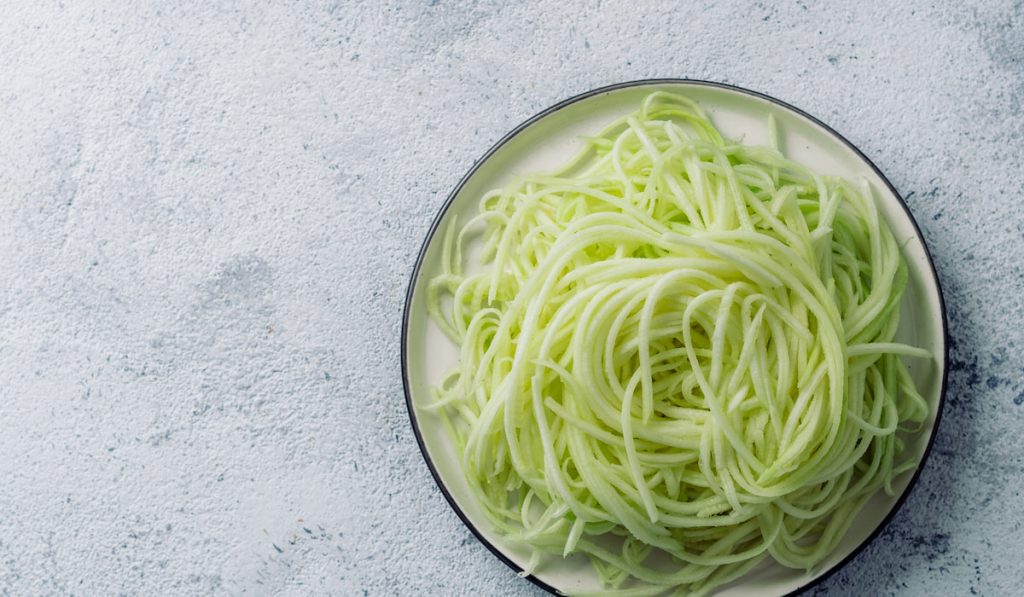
[426,92,929,596]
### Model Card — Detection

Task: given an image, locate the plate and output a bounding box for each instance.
[402,79,948,596]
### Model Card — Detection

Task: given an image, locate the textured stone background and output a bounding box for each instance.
[0,1,1021,595]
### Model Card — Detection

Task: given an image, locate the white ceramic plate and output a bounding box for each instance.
[402,80,948,596]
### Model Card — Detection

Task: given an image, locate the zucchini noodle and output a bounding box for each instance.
[425,92,930,596]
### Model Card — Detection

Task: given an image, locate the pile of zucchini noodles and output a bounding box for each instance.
[425,92,929,595]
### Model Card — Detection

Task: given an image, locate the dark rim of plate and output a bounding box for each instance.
[400,78,950,596]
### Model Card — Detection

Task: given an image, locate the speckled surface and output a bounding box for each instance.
[0,1,1022,595]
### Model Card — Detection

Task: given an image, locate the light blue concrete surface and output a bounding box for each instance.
[0,1,1021,595]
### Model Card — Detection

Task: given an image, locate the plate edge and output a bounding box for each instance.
[399,78,951,597]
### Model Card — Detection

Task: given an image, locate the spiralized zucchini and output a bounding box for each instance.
[425,92,929,596]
